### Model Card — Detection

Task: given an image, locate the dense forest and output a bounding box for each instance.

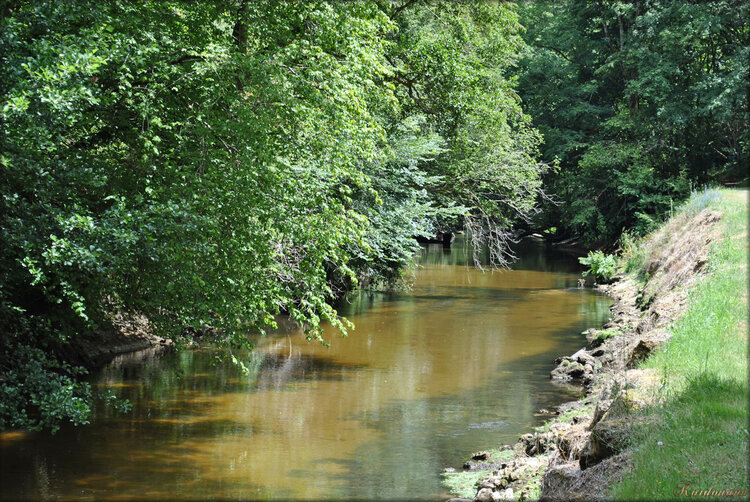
[518,0,748,243]
[0,0,747,432]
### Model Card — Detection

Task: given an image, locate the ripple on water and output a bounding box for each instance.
[467,420,509,430]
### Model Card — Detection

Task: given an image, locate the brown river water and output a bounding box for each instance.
[0,237,611,500]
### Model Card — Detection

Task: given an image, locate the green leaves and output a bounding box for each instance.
[519,0,748,245]
[0,0,546,431]
[579,250,618,284]
[380,2,546,264]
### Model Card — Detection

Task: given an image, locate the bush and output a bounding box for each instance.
[579,250,618,283]
[619,231,647,277]
[683,188,723,216]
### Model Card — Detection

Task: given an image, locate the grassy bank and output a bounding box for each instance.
[611,189,749,499]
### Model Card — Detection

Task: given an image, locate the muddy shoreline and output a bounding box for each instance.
[445,207,722,501]
[64,310,171,370]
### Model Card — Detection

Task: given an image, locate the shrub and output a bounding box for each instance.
[619,231,647,277]
[682,188,723,216]
[579,251,618,283]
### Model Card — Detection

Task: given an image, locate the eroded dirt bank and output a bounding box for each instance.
[445,207,722,502]
[62,310,171,370]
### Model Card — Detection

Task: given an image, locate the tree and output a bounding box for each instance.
[378,0,548,265]
[1,1,546,432]
[517,0,749,245]
[0,0,393,430]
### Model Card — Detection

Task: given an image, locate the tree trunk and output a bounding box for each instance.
[232,0,249,91]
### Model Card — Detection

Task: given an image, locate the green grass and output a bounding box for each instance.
[535,403,595,433]
[441,449,515,498]
[596,328,619,343]
[442,470,492,499]
[610,188,749,500]
[620,230,648,278]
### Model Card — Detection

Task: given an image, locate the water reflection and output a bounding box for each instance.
[0,237,610,500]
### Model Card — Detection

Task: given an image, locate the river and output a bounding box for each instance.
[0,237,611,500]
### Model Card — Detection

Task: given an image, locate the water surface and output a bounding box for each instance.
[0,237,611,500]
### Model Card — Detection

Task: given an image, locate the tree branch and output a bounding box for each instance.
[391,0,421,19]
[538,44,574,63]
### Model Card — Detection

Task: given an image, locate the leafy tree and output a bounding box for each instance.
[517,0,749,245]
[0,0,393,430]
[0,1,546,431]
[378,0,548,265]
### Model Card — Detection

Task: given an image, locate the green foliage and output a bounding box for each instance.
[0,303,92,432]
[0,1,545,431]
[579,250,618,283]
[619,231,647,278]
[518,0,749,245]
[382,1,548,265]
[442,470,491,499]
[596,329,619,343]
[1,0,396,428]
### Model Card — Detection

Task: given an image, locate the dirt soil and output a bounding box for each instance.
[446,207,723,502]
[63,310,171,369]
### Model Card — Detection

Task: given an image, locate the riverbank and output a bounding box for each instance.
[64,310,171,370]
[443,188,748,501]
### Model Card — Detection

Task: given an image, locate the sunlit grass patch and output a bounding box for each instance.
[611,188,749,499]
[641,188,747,392]
[441,470,491,499]
[535,403,595,433]
[610,374,748,499]
[441,449,515,498]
